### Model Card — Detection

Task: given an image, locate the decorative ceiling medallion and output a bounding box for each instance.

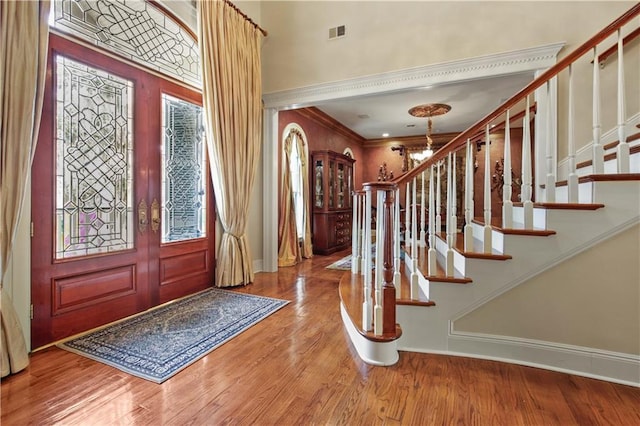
[408,103,451,118]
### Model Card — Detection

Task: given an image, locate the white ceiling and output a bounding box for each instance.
[313,72,535,140]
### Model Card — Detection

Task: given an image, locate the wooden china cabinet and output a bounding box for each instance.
[311,150,355,255]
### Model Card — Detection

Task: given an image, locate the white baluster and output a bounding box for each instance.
[374,189,385,335]
[522,97,534,229]
[616,28,629,173]
[592,46,604,174]
[393,188,401,292]
[405,181,411,246]
[436,161,442,234]
[464,139,475,251]
[446,152,455,276]
[483,125,493,253]
[545,81,556,202]
[428,165,437,274]
[503,110,513,228]
[419,170,426,247]
[352,192,360,274]
[411,176,419,298]
[451,150,458,246]
[567,64,579,203]
[363,188,372,331]
[360,193,364,275]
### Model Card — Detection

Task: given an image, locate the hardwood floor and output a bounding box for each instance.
[2,249,639,425]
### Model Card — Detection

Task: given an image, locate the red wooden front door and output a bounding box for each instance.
[31,34,215,349]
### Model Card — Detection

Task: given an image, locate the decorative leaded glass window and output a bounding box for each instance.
[51,0,201,87]
[55,55,135,259]
[161,94,207,243]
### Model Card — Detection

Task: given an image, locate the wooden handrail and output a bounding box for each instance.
[593,27,640,64]
[468,103,537,142]
[393,3,640,185]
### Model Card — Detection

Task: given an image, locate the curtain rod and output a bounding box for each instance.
[220,0,268,37]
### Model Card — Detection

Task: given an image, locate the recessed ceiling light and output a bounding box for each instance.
[406,124,416,128]
[357,114,370,119]
[382,133,389,137]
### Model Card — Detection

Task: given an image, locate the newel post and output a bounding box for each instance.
[382,184,397,336]
[363,181,397,336]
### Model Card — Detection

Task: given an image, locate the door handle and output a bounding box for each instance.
[151,198,160,233]
[138,199,148,233]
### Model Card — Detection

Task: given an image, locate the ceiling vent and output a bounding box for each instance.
[329,25,346,40]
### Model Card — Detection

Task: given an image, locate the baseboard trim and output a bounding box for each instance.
[398,331,640,387]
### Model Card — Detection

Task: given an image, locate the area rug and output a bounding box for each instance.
[325,253,355,270]
[58,288,289,383]
[326,246,377,270]
[325,245,405,270]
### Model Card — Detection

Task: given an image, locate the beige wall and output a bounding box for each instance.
[261,1,634,93]
[454,224,640,355]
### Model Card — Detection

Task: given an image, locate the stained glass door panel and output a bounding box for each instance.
[161,94,206,243]
[55,56,134,259]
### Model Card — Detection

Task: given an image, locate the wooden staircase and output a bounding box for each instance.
[341,147,640,381]
[339,3,640,385]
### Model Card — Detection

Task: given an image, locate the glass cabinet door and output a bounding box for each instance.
[337,163,345,208]
[346,165,352,208]
[315,159,324,208]
[328,161,335,209]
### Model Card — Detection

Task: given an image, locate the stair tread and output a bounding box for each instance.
[435,231,512,259]
[339,273,406,343]
[405,245,473,283]
[471,218,556,236]
[554,173,640,187]
[512,202,605,210]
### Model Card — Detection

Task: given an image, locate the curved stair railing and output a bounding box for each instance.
[349,3,640,344]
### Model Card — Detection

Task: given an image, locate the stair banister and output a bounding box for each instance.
[445,152,455,275]
[592,46,605,174]
[420,170,426,247]
[363,186,373,331]
[464,139,474,251]
[411,177,419,297]
[451,151,458,248]
[390,3,640,189]
[381,184,397,336]
[503,110,513,228]
[544,80,557,202]
[360,190,368,275]
[374,188,385,334]
[616,27,629,173]
[436,161,442,234]
[405,181,411,245]
[567,65,579,203]
[521,95,534,229]
[352,190,363,274]
[483,124,492,253]
[393,187,401,291]
[428,164,437,274]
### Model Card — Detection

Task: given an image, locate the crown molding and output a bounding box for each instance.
[263,42,565,109]
[294,107,367,143]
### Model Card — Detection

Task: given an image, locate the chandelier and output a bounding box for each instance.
[408,103,451,162]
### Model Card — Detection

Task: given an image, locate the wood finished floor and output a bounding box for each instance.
[2,248,639,425]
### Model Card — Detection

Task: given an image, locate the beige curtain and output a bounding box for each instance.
[278,132,300,267]
[0,0,50,377]
[298,135,313,258]
[198,0,263,287]
[278,130,312,267]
